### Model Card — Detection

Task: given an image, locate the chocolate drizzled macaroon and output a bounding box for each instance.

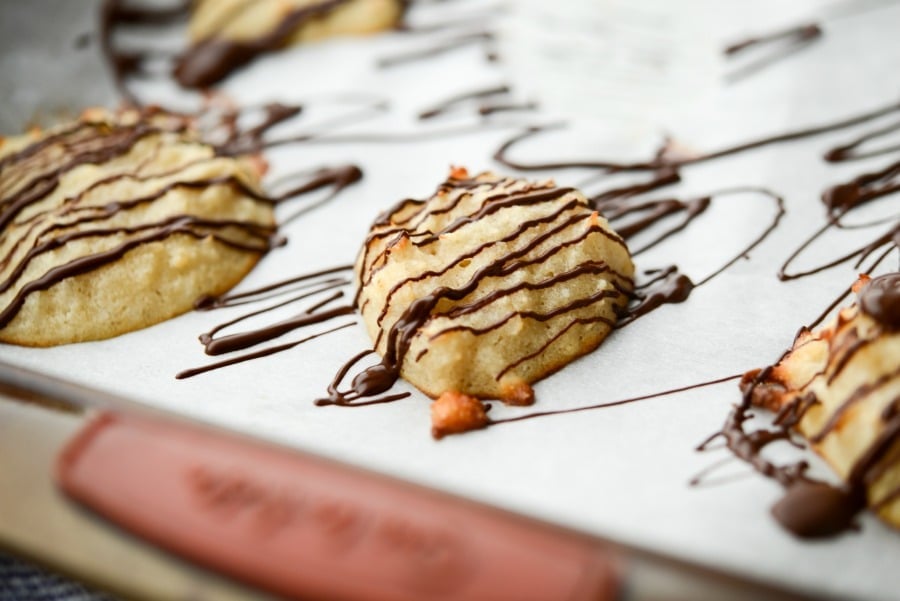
[0,108,276,346]
[744,273,900,532]
[355,168,634,408]
[177,0,407,88]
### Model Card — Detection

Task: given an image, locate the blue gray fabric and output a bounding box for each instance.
[0,554,115,601]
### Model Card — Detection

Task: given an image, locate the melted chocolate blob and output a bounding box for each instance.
[772,480,862,538]
[859,273,900,329]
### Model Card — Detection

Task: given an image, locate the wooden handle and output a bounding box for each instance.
[58,412,623,601]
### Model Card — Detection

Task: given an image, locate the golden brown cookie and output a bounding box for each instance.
[177,0,407,87]
[744,273,900,529]
[355,168,635,404]
[0,109,275,346]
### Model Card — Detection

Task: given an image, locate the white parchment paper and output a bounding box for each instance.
[4,1,900,599]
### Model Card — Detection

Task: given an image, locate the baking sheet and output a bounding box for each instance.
[2,1,899,600]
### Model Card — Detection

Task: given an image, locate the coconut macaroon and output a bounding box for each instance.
[744,273,900,529]
[177,0,407,87]
[355,168,635,409]
[0,108,276,346]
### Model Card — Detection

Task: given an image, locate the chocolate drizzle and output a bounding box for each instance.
[494,98,900,174]
[273,165,364,226]
[698,368,864,538]
[779,158,900,281]
[482,374,742,427]
[177,266,357,378]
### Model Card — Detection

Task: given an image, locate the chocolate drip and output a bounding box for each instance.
[822,159,900,216]
[588,169,681,208]
[315,350,411,407]
[440,186,576,234]
[0,177,277,298]
[780,225,899,282]
[105,0,193,25]
[724,23,822,56]
[620,267,694,326]
[478,101,536,116]
[698,369,863,538]
[418,84,510,120]
[723,23,823,83]
[377,31,495,69]
[496,109,890,292]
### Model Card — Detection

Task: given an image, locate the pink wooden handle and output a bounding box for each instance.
[57,412,622,601]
